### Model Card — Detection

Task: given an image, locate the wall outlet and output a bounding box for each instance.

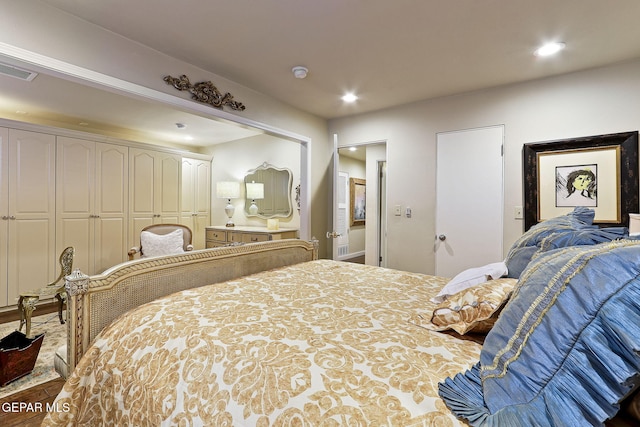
[394,205,402,216]
[514,206,523,219]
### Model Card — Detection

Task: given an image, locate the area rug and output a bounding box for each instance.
[0,313,66,398]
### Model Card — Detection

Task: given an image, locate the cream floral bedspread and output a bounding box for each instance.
[43,260,480,426]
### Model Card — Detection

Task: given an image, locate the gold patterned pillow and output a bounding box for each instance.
[428,278,517,335]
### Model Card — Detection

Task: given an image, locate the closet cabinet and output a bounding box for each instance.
[56,137,129,276]
[129,148,181,249]
[181,157,211,250]
[0,121,210,308]
[0,128,56,306]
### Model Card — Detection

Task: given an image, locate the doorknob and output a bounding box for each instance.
[438,234,446,241]
[326,231,342,239]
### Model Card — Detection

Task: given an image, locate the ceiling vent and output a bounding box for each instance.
[0,62,38,81]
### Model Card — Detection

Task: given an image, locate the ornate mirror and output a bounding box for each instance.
[244,162,293,218]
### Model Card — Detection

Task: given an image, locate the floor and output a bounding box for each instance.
[0,378,64,426]
[344,254,365,264]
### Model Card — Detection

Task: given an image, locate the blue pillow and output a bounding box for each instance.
[439,240,640,426]
[505,207,627,278]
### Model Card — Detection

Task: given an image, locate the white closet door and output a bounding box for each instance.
[436,126,504,277]
[95,143,128,274]
[0,127,8,306]
[8,129,56,301]
[56,136,95,275]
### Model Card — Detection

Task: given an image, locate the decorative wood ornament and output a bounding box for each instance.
[163,74,246,111]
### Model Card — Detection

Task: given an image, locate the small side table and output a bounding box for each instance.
[17,286,65,338]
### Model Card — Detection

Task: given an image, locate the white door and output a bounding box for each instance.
[8,129,57,301]
[0,127,8,306]
[56,136,95,275]
[435,126,504,277]
[329,134,342,259]
[181,157,211,250]
[378,161,387,267]
[95,143,128,273]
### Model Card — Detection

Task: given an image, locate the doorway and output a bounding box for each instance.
[333,142,387,265]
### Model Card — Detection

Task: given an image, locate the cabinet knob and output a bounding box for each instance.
[9,216,15,220]
[1,216,8,220]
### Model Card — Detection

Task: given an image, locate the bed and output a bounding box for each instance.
[42,209,640,426]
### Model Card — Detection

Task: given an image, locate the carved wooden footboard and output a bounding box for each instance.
[62,239,318,375]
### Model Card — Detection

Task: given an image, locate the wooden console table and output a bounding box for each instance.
[205,225,298,248]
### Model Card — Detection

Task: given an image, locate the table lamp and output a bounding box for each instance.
[246,181,264,215]
[216,181,240,227]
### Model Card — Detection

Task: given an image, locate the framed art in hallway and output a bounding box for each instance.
[350,178,366,226]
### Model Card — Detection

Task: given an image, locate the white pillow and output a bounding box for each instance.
[431,261,508,303]
[140,229,185,258]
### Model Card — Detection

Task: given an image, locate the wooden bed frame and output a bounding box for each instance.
[62,239,318,375]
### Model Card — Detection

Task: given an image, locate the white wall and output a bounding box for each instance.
[329,59,640,274]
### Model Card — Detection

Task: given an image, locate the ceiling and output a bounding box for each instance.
[3,0,640,148]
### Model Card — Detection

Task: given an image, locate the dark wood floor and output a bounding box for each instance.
[0,378,64,426]
[344,254,365,264]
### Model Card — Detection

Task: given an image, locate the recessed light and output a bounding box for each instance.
[342,93,358,103]
[534,42,566,57]
[349,147,357,152]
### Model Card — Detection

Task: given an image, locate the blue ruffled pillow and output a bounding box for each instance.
[439,240,640,426]
[505,207,627,278]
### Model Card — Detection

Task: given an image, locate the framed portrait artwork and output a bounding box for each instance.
[523,131,638,231]
[350,178,366,226]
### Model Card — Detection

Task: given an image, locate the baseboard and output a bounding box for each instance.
[339,250,365,262]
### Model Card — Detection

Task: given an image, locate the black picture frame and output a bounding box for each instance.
[523,131,638,231]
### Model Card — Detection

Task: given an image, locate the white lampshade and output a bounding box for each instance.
[246,182,264,200]
[216,181,240,199]
[630,213,640,236]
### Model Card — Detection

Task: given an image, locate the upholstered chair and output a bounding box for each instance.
[128,224,194,260]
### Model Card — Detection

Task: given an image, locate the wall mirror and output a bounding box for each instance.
[244,162,293,218]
